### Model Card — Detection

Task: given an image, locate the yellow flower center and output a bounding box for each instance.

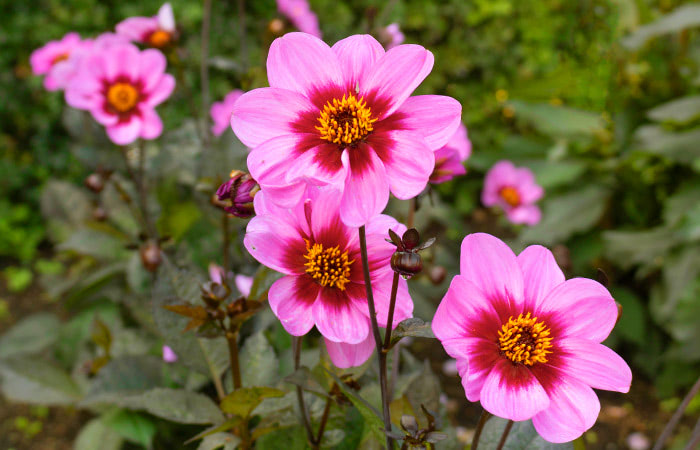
[303,240,353,290]
[52,53,69,65]
[316,93,377,146]
[499,186,521,207]
[107,82,139,113]
[148,29,172,48]
[498,313,553,366]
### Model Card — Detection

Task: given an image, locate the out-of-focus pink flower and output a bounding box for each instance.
[30,32,89,91]
[208,262,253,297]
[276,0,321,38]
[210,90,244,137]
[381,23,405,50]
[232,33,462,226]
[116,3,177,48]
[482,160,543,225]
[430,123,471,184]
[162,345,178,363]
[432,233,632,443]
[65,42,175,145]
[244,186,413,347]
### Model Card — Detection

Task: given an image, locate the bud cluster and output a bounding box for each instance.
[213,170,259,218]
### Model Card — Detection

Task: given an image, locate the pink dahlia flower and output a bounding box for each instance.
[244,186,413,345]
[276,0,321,38]
[381,23,405,50]
[116,3,177,48]
[65,42,175,145]
[432,233,631,443]
[482,160,543,225]
[232,33,462,226]
[211,90,244,137]
[30,32,89,91]
[430,123,471,184]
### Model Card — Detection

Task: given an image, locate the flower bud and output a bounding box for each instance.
[269,18,285,35]
[139,240,162,273]
[215,171,259,218]
[84,173,105,193]
[429,265,447,285]
[402,228,420,250]
[92,206,108,222]
[391,252,422,278]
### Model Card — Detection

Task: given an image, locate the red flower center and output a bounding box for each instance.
[148,29,172,48]
[498,312,552,366]
[499,186,521,207]
[107,82,140,114]
[303,240,353,290]
[316,93,377,146]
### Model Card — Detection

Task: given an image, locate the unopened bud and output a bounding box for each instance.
[85,173,105,193]
[429,266,447,285]
[391,252,422,278]
[215,171,259,218]
[402,228,420,250]
[269,18,284,34]
[92,206,108,222]
[139,240,162,273]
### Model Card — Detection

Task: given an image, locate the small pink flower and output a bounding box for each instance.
[482,160,543,225]
[208,263,253,297]
[30,32,88,91]
[65,42,175,145]
[430,123,471,184]
[244,186,413,345]
[210,90,244,137]
[162,345,178,363]
[276,0,321,38]
[381,23,405,50]
[432,233,632,443]
[232,33,462,226]
[116,3,176,48]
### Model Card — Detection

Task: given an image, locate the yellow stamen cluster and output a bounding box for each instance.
[304,240,353,290]
[499,186,521,207]
[107,82,139,113]
[148,29,172,48]
[498,312,553,366]
[316,93,377,146]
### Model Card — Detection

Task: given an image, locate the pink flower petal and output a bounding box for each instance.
[208,263,224,284]
[270,276,319,336]
[459,233,524,310]
[116,17,158,42]
[461,338,501,401]
[377,130,434,200]
[536,278,617,343]
[157,3,176,31]
[247,134,299,190]
[285,145,348,187]
[231,87,315,148]
[371,275,413,329]
[139,49,167,92]
[532,378,600,443]
[339,149,390,227]
[104,43,140,82]
[432,275,499,342]
[396,95,462,150]
[506,204,541,226]
[557,338,632,393]
[331,34,385,90]
[106,116,142,145]
[139,108,163,140]
[235,275,254,298]
[325,332,375,369]
[480,359,550,421]
[244,214,306,275]
[144,73,175,107]
[517,245,564,310]
[267,32,342,97]
[313,289,370,344]
[362,44,434,118]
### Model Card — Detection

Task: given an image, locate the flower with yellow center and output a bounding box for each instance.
[148,30,172,48]
[107,82,139,114]
[499,186,521,207]
[316,93,377,146]
[498,312,553,366]
[303,240,353,290]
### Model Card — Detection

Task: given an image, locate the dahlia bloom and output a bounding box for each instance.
[430,123,471,184]
[65,42,175,145]
[432,233,631,443]
[276,0,321,38]
[30,32,88,91]
[381,23,405,50]
[482,160,543,225]
[116,3,177,48]
[244,187,413,346]
[232,33,461,226]
[211,90,244,137]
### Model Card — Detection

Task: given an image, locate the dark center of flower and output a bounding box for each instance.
[499,186,521,207]
[303,240,353,290]
[316,93,377,146]
[498,312,552,366]
[107,82,139,113]
[148,29,172,47]
[52,53,70,66]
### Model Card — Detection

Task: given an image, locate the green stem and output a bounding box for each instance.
[293,336,318,449]
[200,0,212,147]
[653,375,700,450]
[471,410,491,450]
[382,272,400,350]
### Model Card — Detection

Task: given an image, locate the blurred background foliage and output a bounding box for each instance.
[1,0,700,447]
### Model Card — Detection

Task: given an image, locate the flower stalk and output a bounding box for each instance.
[293,336,318,449]
[496,420,514,450]
[471,410,491,450]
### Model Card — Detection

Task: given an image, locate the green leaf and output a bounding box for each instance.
[327,370,385,442]
[104,410,156,449]
[247,266,284,301]
[480,416,574,449]
[197,432,241,450]
[0,312,61,359]
[508,100,604,138]
[610,287,646,346]
[283,366,330,398]
[240,332,279,387]
[74,418,124,450]
[0,356,81,405]
[603,226,681,271]
[126,251,150,294]
[40,179,92,242]
[622,4,700,49]
[86,356,166,398]
[390,318,435,347]
[527,160,587,190]
[255,426,309,450]
[58,227,129,260]
[634,125,700,164]
[647,95,700,124]
[220,387,286,418]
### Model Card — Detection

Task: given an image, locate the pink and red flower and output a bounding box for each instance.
[276,0,321,38]
[211,90,244,137]
[432,233,631,443]
[244,186,413,350]
[430,123,471,184]
[482,160,543,225]
[65,42,175,145]
[116,3,177,48]
[30,32,89,91]
[232,33,462,226]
